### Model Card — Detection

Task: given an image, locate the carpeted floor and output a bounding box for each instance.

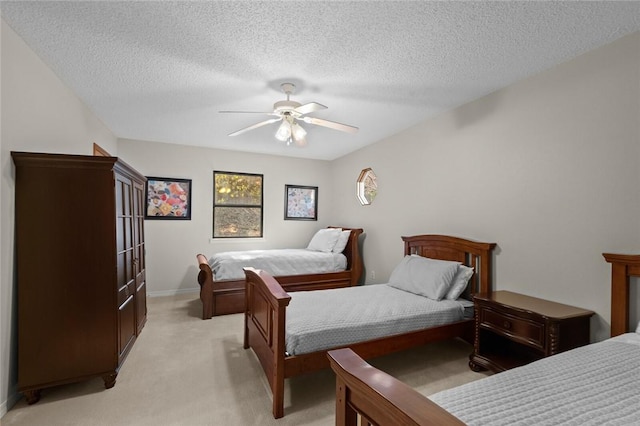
[2,293,489,425]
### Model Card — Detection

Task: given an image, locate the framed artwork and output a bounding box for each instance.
[284,184,318,221]
[145,176,192,220]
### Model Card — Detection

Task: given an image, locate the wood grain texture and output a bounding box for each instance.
[245,234,496,418]
[12,151,147,403]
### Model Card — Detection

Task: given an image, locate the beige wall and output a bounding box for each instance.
[331,31,640,342]
[117,138,333,296]
[0,19,118,415]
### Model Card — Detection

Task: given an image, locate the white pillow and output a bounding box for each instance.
[445,265,474,300]
[388,255,460,300]
[636,321,640,334]
[332,230,351,253]
[307,228,342,252]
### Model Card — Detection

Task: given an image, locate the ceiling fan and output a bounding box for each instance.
[220,83,358,147]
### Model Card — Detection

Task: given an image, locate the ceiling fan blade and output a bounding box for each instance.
[220,110,278,115]
[301,117,359,134]
[294,102,327,116]
[228,117,281,136]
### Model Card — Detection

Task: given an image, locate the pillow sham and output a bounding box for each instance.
[388,255,460,301]
[332,230,351,253]
[445,265,475,300]
[307,228,342,253]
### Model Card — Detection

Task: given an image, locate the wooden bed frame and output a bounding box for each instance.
[243,234,496,418]
[326,252,640,426]
[196,226,363,319]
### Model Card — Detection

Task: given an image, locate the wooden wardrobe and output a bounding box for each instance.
[12,152,147,404]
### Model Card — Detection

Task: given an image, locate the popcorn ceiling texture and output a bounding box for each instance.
[1,1,639,160]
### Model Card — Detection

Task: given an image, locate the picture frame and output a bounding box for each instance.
[145,176,192,220]
[284,184,318,221]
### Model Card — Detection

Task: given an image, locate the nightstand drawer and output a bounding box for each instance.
[480,307,545,349]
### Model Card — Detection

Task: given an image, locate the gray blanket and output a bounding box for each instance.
[286,284,467,355]
[430,333,640,425]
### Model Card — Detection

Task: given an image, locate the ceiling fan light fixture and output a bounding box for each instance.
[292,122,307,147]
[292,122,306,139]
[275,120,291,141]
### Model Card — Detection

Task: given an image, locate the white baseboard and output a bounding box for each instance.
[1,391,22,419]
[147,288,199,298]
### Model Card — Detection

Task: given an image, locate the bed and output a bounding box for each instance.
[327,252,640,426]
[243,234,496,418]
[196,226,363,319]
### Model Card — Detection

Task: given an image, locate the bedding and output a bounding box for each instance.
[196,226,364,319]
[388,255,461,300]
[429,333,640,425]
[328,251,640,426]
[286,284,469,355]
[210,248,347,280]
[445,264,475,300]
[306,227,343,252]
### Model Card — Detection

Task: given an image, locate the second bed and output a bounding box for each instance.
[243,234,496,418]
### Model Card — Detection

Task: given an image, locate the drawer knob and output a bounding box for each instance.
[503,320,511,329]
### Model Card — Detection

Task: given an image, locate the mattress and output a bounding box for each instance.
[210,248,347,280]
[429,333,640,425]
[285,284,469,355]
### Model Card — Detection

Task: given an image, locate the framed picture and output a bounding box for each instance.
[145,176,192,220]
[284,184,318,221]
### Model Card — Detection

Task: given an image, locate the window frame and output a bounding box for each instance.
[212,170,264,239]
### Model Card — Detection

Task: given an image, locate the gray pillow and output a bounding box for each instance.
[388,255,460,300]
[445,265,474,300]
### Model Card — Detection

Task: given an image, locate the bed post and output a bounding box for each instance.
[603,253,640,336]
[476,243,494,294]
[196,254,214,319]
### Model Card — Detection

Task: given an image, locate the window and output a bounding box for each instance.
[356,168,377,205]
[213,171,263,238]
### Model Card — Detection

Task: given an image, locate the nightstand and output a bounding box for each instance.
[469,290,594,373]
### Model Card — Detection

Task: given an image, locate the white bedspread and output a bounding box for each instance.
[210,248,347,280]
[430,333,640,425]
[286,284,468,355]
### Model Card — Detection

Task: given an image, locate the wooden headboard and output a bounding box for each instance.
[402,235,496,296]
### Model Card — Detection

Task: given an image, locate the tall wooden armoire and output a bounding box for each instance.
[11,152,147,404]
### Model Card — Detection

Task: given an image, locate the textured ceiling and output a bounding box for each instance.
[2,1,639,160]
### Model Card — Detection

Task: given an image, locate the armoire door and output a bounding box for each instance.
[115,172,137,362]
[133,178,147,333]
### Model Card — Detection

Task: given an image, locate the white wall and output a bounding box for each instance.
[117,139,334,296]
[0,19,118,416]
[331,31,640,341]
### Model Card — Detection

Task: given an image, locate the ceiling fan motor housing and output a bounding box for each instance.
[273,100,301,115]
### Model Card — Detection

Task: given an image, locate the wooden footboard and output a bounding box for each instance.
[243,267,290,419]
[328,348,464,426]
[197,226,363,319]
